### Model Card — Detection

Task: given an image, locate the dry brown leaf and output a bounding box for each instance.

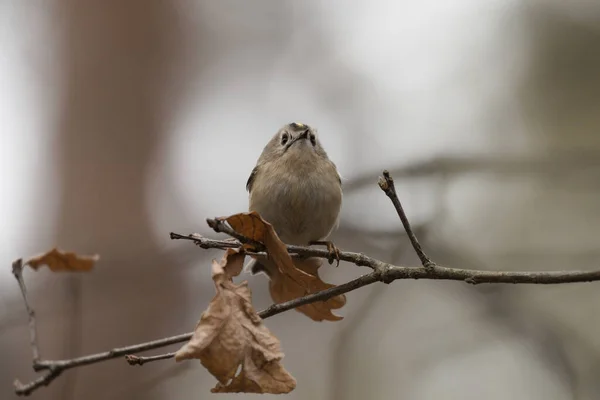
[25,248,99,272]
[271,257,346,322]
[174,251,296,394]
[223,212,346,322]
[219,248,246,280]
[211,351,295,394]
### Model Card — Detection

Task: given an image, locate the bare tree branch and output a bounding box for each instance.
[12,259,40,364]
[13,170,600,396]
[126,353,177,366]
[377,170,434,267]
[13,367,62,396]
[175,228,600,285]
[13,330,194,396]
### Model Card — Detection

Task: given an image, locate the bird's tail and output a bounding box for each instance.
[243,258,273,278]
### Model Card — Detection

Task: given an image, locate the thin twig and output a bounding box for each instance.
[14,331,196,396]
[126,353,176,366]
[204,219,265,251]
[14,368,62,396]
[378,170,434,268]
[170,231,374,268]
[12,259,40,364]
[14,170,600,395]
[169,233,240,250]
[34,332,195,371]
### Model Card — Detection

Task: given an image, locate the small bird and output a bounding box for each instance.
[245,122,343,277]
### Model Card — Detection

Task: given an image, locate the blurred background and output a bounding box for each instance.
[2,0,600,399]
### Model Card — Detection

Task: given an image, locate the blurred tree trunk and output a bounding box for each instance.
[44,1,190,398]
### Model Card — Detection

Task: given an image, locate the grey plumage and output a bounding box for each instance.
[245,123,343,278]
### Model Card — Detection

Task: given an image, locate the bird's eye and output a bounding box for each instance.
[281,133,289,146]
[309,133,316,146]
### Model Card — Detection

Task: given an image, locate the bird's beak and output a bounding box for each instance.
[285,129,310,151]
[298,129,310,140]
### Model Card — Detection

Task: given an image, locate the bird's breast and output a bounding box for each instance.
[249,162,342,245]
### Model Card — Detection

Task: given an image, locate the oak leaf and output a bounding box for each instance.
[223,212,346,322]
[218,248,246,280]
[271,257,346,322]
[174,250,296,394]
[25,248,99,272]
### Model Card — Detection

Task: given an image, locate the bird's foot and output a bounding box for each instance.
[309,240,341,267]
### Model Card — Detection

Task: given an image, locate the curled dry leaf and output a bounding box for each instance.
[219,248,246,280]
[25,248,99,272]
[175,250,296,394]
[223,212,346,322]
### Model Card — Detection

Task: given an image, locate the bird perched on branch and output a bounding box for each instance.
[245,122,343,277]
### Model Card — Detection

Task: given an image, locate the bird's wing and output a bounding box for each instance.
[246,165,259,192]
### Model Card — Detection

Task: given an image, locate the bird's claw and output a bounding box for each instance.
[309,240,341,267]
